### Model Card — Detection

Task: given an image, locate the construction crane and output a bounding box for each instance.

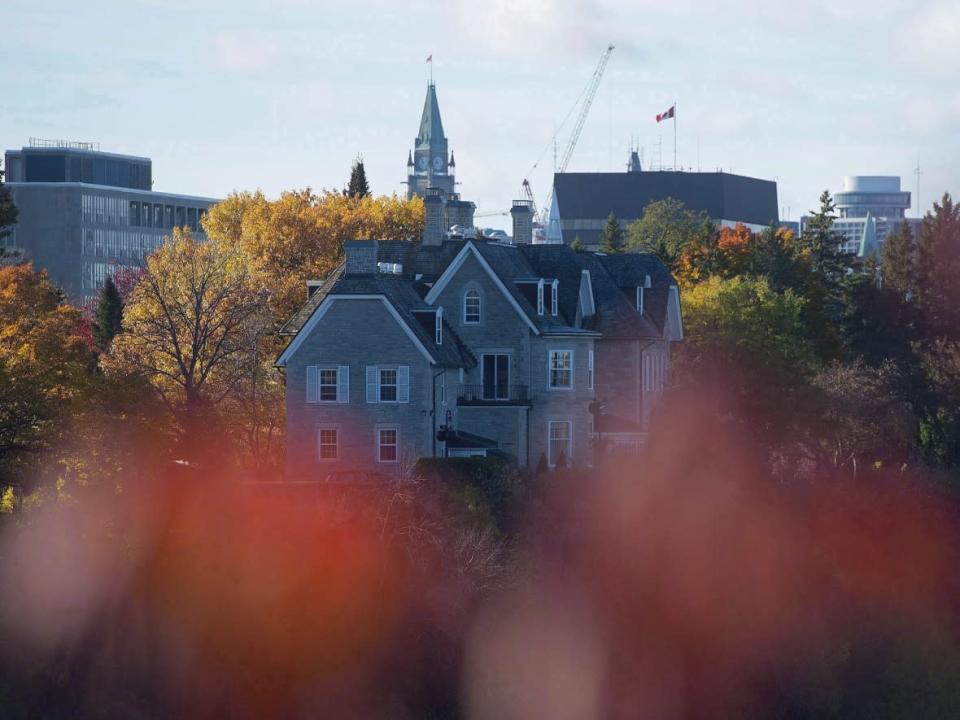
[522,44,615,227]
[558,44,614,173]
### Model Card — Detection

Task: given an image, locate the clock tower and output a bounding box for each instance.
[406,83,455,200]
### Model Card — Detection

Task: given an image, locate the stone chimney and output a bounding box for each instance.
[510,199,534,245]
[344,239,378,274]
[423,189,445,246]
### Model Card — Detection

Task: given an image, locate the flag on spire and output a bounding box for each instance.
[426,54,432,63]
[656,105,675,123]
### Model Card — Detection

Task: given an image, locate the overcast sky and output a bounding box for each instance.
[2,0,957,230]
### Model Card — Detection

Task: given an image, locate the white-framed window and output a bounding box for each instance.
[642,354,666,392]
[436,307,444,345]
[317,427,338,460]
[537,278,545,315]
[636,285,644,313]
[379,368,398,402]
[588,349,594,390]
[377,428,399,463]
[306,365,349,403]
[366,366,410,403]
[548,349,573,390]
[319,368,338,401]
[551,279,559,317]
[548,420,572,468]
[464,289,481,324]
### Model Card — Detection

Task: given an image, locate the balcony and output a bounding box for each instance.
[457,383,530,406]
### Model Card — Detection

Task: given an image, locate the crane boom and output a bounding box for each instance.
[557,44,614,174]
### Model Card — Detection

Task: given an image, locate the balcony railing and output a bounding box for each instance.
[457,383,530,405]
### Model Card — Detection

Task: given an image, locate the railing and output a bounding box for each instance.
[457,383,530,405]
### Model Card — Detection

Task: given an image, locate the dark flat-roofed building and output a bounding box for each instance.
[3,139,219,303]
[545,167,780,248]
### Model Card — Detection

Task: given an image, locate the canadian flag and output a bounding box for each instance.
[656,105,675,123]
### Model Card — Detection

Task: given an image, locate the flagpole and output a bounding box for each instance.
[673,99,677,171]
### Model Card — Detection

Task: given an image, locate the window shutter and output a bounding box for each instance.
[306,365,318,403]
[398,365,410,403]
[366,366,378,403]
[337,365,349,403]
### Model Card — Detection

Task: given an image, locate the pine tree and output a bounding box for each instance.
[570,236,585,252]
[92,275,124,352]
[916,193,960,339]
[599,213,625,253]
[347,157,370,198]
[880,220,916,298]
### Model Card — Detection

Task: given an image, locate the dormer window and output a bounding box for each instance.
[551,279,559,317]
[464,288,481,324]
[537,278,545,315]
[435,307,443,345]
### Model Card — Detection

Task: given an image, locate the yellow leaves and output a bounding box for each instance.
[202,189,424,323]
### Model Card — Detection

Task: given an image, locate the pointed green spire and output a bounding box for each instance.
[416,83,446,149]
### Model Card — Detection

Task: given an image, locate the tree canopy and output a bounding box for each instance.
[627,197,714,270]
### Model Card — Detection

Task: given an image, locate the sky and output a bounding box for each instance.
[2,0,958,231]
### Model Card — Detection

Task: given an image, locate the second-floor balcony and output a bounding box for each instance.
[457,383,530,406]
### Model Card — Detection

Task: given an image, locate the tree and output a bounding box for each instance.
[202,189,424,323]
[673,275,818,444]
[92,275,124,352]
[626,198,713,270]
[916,193,960,340]
[347,156,371,198]
[881,220,917,299]
[106,229,268,460]
[0,163,17,244]
[570,236,585,252]
[801,191,851,310]
[0,264,94,482]
[599,213,625,253]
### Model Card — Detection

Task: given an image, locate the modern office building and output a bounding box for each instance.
[801,176,919,257]
[3,139,219,303]
[544,161,780,248]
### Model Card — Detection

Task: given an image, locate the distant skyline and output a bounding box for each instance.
[3,0,958,231]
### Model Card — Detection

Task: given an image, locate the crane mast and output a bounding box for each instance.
[521,44,615,233]
[558,44,615,174]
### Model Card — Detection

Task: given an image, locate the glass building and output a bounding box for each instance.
[3,140,219,303]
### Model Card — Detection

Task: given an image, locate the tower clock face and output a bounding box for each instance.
[418,156,428,171]
[433,156,444,171]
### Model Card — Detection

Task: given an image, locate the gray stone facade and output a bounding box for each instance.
[277,238,684,479]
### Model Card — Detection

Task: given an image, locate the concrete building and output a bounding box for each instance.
[545,163,780,249]
[404,84,475,245]
[801,176,919,258]
[3,139,218,302]
[276,208,683,479]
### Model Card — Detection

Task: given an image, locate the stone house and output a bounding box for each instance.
[276,232,683,478]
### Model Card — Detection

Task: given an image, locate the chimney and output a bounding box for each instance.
[344,239,378,274]
[423,189,445,246]
[511,199,534,245]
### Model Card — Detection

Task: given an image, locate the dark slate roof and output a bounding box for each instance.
[280,238,677,354]
[554,171,779,244]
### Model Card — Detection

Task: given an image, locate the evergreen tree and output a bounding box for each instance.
[880,220,917,298]
[802,191,850,294]
[92,275,124,352]
[347,157,370,198]
[0,164,18,244]
[570,236,585,252]
[916,193,960,340]
[599,213,625,253]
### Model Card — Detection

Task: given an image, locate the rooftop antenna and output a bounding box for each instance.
[914,159,922,218]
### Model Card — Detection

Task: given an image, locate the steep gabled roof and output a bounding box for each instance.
[276,272,474,368]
